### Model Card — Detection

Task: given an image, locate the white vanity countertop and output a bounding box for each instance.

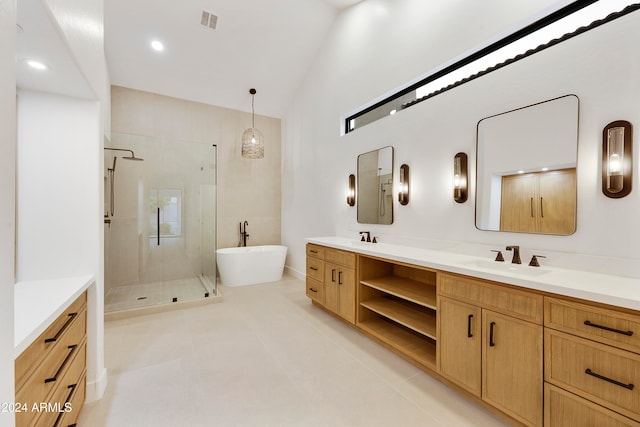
[306,237,640,311]
[14,275,94,357]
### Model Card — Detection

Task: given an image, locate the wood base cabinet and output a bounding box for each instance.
[15,292,87,427]
[544,297,640,426]
[306,244,356,323]
[438,274,543,427]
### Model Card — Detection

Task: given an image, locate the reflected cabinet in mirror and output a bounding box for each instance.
[476,95,578,235]
[358,146,393,224]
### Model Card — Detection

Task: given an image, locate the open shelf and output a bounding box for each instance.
[358,317,436,369]
[360,297,436,340]
[361,276,436,310]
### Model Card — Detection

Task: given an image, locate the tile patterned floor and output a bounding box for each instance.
[80,274,509,426]
[105,277,210,312]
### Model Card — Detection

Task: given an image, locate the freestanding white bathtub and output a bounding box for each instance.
[216,245,288,286]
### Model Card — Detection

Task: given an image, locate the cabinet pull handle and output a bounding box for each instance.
[54,383,78,427]
[467,314,474,338]
[44,345,77,384]
[338,271,343,285]
[585,368,634,390]
[309,249,318,254]
[308,288,318,293]
[540,197,544,218]
[44,312,78,343]
[309,266,318,271]
[584,320,633,336]
[530,198,534,217]
[332,269,336,282]
[489,322,496,347]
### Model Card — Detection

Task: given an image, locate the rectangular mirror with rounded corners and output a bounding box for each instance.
[357,146,393,225]
[476,95,579,235]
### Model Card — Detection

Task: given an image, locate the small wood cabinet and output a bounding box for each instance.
[357,255,437,370]
[306,244,356,323]
[544,297,640,425]
[15,291,87,427]
[500,168,576,234]
[438,273,543,427]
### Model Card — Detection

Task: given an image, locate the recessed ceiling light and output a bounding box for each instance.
[151,40,164,52]
[26,60,48,70]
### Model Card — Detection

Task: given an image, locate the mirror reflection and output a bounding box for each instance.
[358,146,393,225]
[475,95,579,235]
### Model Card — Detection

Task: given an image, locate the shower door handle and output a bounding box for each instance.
[157,207,160,246]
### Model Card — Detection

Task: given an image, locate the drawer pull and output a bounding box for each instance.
[338,271,343,285]
[45,312,78,343]
[332,269,336,282]
[467,314,474,338]
[584,320,633,336]
[308,288,318,293]
[44,345,77,384]
[585,368,634,390]
[309,249,318,254]
[54,383,77,427]
[489,322,496,347]
[309,267,318,271]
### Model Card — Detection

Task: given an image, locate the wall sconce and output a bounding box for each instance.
[453,152,468,203]
[347,174,356,206]
[398,164,409,205]
[602,120,632,198]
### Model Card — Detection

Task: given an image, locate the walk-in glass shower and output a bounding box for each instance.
[104,132,217,312]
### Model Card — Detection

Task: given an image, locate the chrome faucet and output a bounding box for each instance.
[239,221,249,247]
[505,245,521,264]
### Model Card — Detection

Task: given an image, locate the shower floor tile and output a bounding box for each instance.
[82,274,509,427]
[105,277,209,312]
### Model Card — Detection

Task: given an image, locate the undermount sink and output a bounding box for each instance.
[464,259,550,276]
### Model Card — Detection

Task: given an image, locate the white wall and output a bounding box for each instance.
[282,1,640,279]
[0,0,16,425]
[15,0,108,403]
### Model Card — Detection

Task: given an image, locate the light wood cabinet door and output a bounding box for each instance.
[538,170,576,234]
[324,263,339,314]
[500,173,538,232]
[483,310,543,427]
[438,297,481,396]
[336,267,355,323]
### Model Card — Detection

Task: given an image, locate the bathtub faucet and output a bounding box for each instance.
[239,221,250,247]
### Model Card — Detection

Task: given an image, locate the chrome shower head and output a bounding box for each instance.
[104,147,144,162]
[122,155,144,161]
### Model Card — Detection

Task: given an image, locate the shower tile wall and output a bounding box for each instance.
[109,86,282,296]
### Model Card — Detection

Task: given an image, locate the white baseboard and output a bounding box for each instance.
[85,367,108,403]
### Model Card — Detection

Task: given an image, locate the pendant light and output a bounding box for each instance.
[242,88,265,159]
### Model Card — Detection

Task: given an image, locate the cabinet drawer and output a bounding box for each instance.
[306,244,325,259]
[324,249,356,269]
[16,292,86,386]
[32,341,86,427]
[54,371,86,427]
[545,383,640,427]
[306,277,323,303]
[439,273,543,324]
[545,297,640,353]
[306,257,324,281]
[545,329,640,421]
[15,309,86,417]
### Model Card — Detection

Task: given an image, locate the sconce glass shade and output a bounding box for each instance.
[454,152,468,203]
[347,174,356,206]
[242,88,265,159]
[602,120,632,198]
[242,128,264,159]
[398,164,409,205]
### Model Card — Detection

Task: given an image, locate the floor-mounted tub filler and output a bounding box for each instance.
[216,245,288,286]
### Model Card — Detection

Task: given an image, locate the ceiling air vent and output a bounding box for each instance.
[201,11,218,30]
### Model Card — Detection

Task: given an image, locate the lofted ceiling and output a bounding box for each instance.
[104,0,364,118]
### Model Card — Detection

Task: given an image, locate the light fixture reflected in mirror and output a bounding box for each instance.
[347,174,356,206]
[454,152,468,203]
[602,120,632,198]
[398,164,409,205]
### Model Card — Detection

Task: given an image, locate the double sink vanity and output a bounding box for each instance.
[305,236,640,427]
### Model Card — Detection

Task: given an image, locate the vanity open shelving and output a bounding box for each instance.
[357,255,438,369]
